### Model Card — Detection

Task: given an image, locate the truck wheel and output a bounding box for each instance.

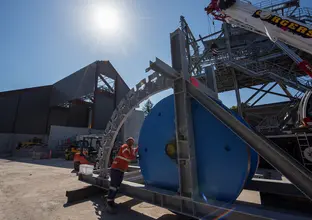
[74,162,80,171]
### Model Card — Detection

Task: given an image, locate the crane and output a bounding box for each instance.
[205,0,312,77]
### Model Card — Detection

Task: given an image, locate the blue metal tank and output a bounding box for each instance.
[138,95,258,203]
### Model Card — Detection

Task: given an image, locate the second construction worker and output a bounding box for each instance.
[106,137,138,214]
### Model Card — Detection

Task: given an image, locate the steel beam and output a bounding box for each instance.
[98,74,114,93]
[268,72,308,92]
[223,23,232,60]
[251,83,278,106]
[185,80,312,201]
[278,83,293,99]
[232,70,243,116]
[147,58,179,79]
[245,84,268,105]
[79,174,312,220]
[148,59,217,99]
[170,29,199,200]
[193,30,223,43]
[246,85,295,100]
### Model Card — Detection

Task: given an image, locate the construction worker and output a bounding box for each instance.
[106,137,138,214]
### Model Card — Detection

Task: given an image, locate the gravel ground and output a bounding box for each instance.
[0,158,261,220]
[0,158,177,220]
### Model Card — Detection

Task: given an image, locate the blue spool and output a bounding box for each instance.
[138,95,258,203]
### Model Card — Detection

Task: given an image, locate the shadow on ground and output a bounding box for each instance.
[90,195,192,220]
[0,157,74,169]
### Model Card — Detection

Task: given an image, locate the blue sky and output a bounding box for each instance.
[0,0,311,108]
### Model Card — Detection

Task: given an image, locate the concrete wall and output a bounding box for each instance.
[48,125,103,150]
[0,133,48,157]
[123,110,145,143]
[0,109,144,156]
[0,134,14,156]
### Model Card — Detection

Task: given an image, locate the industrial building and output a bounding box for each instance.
[0,60,144,156]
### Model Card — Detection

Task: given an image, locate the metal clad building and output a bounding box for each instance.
[0,91,20,133]
[14,86,52,134]
[50,63,97,106]
[0,60,130,135]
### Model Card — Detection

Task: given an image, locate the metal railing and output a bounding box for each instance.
[255,0,299,11]
[256,0,312,24]
[287,7,312,24]
[231,57,311,90]
[256,90,303,132]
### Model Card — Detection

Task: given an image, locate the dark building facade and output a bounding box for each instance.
[0,61,129,135]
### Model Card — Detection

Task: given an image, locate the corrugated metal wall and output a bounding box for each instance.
[93,92,115,130]
[47,107,69,130]
[67,104,89,127]
[92,61,130,130]
[50,62,97,106]
[14,86,52,134]
[0,60,130,135]
[115,74,130,105]
[0,93,19,132]
[0,86,90,134]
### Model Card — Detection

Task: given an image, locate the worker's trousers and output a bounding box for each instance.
[107,168,124,206]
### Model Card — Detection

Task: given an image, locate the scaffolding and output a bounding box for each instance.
[181,0,312,135]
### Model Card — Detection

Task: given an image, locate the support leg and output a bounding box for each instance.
[232,70,242,116]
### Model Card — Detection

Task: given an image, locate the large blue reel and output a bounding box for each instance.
[138,95,258,203]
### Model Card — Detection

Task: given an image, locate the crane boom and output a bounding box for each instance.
[205,0,312,77]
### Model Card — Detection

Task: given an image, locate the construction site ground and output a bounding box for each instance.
[0,158,260,220]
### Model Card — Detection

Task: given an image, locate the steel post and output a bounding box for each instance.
[170,29,199,201]
[186,80,312,201]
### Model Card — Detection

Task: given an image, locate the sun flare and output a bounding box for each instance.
[92,6,120,32]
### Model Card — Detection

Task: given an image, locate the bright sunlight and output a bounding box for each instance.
[78,1,133,54]
[92,6,120,33]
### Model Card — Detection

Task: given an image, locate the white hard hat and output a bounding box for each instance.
[126,137,135,142]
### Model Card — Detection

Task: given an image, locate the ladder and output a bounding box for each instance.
[296,132,312,167]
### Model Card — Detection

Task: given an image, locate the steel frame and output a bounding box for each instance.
[98,74,115,93]
[81,2,312,217]
[78,173,312,220]
[246,85,295,100]
[89,26,312,219]
[171,29,199,199]
[180,0,312,133]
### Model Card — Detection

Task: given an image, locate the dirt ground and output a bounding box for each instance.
[0,158,180,220]
[0,158,260,220]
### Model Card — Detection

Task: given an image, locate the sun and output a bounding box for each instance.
[92,6,120,33]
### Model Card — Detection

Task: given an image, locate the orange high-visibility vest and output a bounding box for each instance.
[111,144,138,172]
